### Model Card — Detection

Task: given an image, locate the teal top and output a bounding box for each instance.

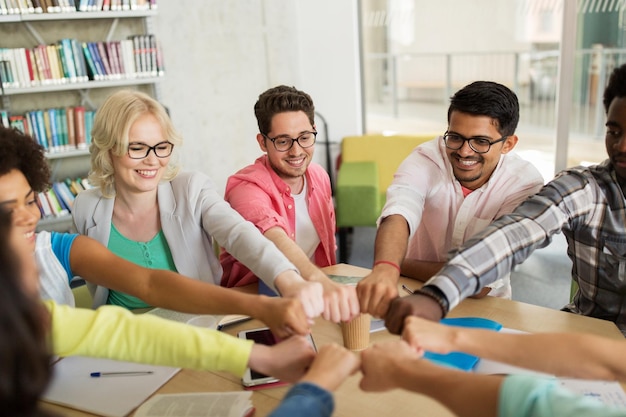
[106,224,177,309]
[499,374,626,417]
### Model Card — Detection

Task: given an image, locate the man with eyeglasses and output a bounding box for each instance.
[384,64,626,336]
[220,85,360,324]
[357,81,545,319]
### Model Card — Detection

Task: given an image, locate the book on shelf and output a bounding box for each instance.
[37,192,53,218]
[95,41,113,79]
[34,110,49,150]
[52,181,75,211]
[70,39,88,81]
[31,0,44,13]
[58,39,77,82]
[65,106,76,148]
[45,108,60,151]
[74,106,86,149]
[0,109,8,128]
[80,42,98,81]
[86,42,106,80]
[84,109,95,146]
[44,188,69,217]
[45,44,63,84]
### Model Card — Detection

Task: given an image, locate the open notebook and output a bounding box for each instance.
[43,356,179,417]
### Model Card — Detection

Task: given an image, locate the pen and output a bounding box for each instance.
[90,371,154,378]
[402,284,415,295]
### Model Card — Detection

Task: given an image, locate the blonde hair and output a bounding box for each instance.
[88,90,182,198]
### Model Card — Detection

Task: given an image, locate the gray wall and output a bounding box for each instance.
[153,0,363,193]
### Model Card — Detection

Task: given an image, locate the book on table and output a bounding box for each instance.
[134,392,254,417]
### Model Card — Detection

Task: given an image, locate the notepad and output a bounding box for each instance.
[42,356,179,417]
[423,317,502,371]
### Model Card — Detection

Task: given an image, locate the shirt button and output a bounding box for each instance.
[288,205,293,210]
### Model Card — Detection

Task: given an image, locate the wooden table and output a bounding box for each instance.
[42,263,624,417]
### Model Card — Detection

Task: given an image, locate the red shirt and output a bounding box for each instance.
[220,155,336,287]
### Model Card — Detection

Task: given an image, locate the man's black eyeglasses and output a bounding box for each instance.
[127,141,174,159]
[262,131,317,152]
[443,132,507,154]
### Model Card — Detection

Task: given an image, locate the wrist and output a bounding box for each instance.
[274,270,304,295]
[248,294,270,319]
[415,285,449,318]
[373,260,401,274]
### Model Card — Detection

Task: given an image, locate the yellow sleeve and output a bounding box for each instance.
[45,300,254,377]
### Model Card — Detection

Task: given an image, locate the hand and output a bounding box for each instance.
[356,268,399,318]
[384,294,443,335]
[275,272,324,319]
[300,343,360,391]
[318,278,360,323]
[259,296,311,338]
[359,340,421,392]
[248,335,316,383]
[401,316,456,355]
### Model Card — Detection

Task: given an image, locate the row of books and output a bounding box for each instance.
[0,0,156,14]
[0,35,164,88]
[0,106,95,153]
[38,177,92,219]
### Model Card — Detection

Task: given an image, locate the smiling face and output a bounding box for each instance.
[445,110,518,190]
[0,169,40,254]
[257,111,315,192]
[111,113,170,195]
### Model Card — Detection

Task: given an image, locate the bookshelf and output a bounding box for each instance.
[0,4,163,232]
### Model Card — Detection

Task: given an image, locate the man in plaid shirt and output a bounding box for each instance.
[385,63,626,336]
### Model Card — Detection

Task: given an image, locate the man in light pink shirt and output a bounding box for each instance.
[220,85,359,323]
[357,81,545,318]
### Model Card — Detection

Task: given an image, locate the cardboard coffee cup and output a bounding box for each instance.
[340,313,371,351]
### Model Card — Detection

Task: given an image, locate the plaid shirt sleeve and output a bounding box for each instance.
[427,167,600,310]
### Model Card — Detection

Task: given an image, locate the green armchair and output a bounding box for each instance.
[335,134,435,263]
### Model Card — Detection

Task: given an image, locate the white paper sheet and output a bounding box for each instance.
[42,356,180,417]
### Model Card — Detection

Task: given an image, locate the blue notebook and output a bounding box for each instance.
[423,317,502,371]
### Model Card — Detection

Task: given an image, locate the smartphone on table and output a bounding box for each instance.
[237,327,316,389]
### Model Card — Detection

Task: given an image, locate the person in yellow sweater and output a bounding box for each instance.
[1,207,315,416]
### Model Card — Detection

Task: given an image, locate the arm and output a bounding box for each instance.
[356,214,409,318]
[69,236,311,338]
[47,301,315,379]
[269,343,360,417]
[359,340,501,417]
[402,316,626,381]
[265,227,359,323]
[400,258,444,282]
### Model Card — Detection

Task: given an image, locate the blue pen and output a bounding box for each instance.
[90,371,154,378]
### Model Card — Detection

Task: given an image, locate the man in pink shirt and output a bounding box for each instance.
[220,85,359,323]
[357,81,545,318]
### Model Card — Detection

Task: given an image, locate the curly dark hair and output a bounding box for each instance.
[0,126,50,193]
[447,81,520,137]
[0,209,54,416]
[603,63,626,113]
[254,85,315,135]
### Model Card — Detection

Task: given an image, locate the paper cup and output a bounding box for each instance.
[340,314,371,351]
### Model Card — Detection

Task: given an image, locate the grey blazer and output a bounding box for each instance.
[73,171,295,307]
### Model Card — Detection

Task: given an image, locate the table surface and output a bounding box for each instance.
[42,263,624,417]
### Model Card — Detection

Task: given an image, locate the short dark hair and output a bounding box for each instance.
[447,81,520,137]
[603,63,626,113]
[254,85,315,135]
[0,209,54,416]
[0,126,50,193]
